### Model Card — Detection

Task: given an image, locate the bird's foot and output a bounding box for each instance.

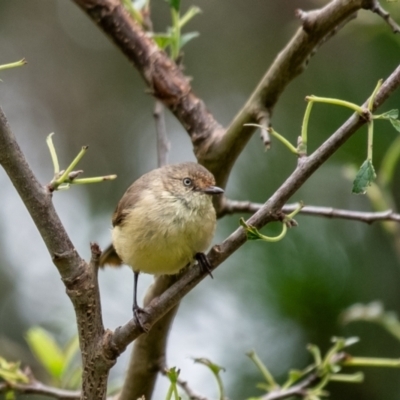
[133,305,150,333]
[195,252,214,279]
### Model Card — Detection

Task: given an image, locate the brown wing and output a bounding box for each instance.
[111,173,151,227]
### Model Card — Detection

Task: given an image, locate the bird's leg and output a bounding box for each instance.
[133,271,149,333]
[195,252,214,279]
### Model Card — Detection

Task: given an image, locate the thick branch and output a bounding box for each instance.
[71,0,224,152]
[219,199,400,224]
[105,65,400,355]
[0,110,114,400]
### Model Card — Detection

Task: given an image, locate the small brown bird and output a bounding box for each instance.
[100,162,223,326]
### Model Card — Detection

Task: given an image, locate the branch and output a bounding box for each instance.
[0,381,80,400]
[370,0,400,33]
[70,0,399,193]
[0,110,114,399]
[154,100,170,168]
[104,65,400,355]
[71,0,224,158]
[118,275,180,400]
[261,373,319,400]
[219,199,400,224]
[0,109,82,280]
[212,0,397,190]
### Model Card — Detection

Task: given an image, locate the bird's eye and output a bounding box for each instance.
[182,177,192,187]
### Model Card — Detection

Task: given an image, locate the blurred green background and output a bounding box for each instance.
[1,0,400,399]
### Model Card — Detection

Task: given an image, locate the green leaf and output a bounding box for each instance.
[180,32,199,49]
[390,119,400,132]
[194,358,225,375]
[352,159,376,194]
[167,0,181,12]
[151,33,173,50]
[377,109,399,120]
[165,366,180,384]
[0,357,29,384]
[25,327,65,380]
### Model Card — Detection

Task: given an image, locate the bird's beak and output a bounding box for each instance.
[202,186,224,195]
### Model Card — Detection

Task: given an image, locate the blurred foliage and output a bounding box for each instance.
[25,327,81,390]
[1,1,400,399]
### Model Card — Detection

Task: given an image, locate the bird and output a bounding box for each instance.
[99,162,224,329]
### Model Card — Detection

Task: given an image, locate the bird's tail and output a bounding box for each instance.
[99,244,123,267]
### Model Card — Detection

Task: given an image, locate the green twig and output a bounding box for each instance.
[66,175,117,184]
[300,100,313,155]
[0,59,27,71]
[306,95,364,114]
[194,358,225,400]
[171,8,180,60]
[247,351,278,391]
[244,124,298,155]
[46,133,60,175]
[240,218,288,242]
[368,79,383,111]
[54,146,88,186]
[179,6,201,28]
[343,357,400,368]
[328,372,364,383]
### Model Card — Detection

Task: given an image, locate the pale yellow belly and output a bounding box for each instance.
[112,198,216,275]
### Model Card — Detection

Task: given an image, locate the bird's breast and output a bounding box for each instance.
[112,193,216,275]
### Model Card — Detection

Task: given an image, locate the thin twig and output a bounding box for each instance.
[370,0,400,33]
[261,373,319,400]
[0,381,80,400]
[219,199,400,224]
[154,100,170,167]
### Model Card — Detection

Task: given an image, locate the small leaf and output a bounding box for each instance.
[179,6,202,28]
[166,367,180,383]
[0,357,29,384]
[377,109,398,120]
[239,218,262,241]
[194,357,225,375]
[26,327,65,380]
[352,159,376,194]
[307,344,322,366]
[167,0,180,12]
[151,33,172,50]
[390,119,400,132]
[180,32,199,49]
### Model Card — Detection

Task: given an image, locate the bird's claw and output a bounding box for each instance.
[195,252,214,279]
[133,305,150,333]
